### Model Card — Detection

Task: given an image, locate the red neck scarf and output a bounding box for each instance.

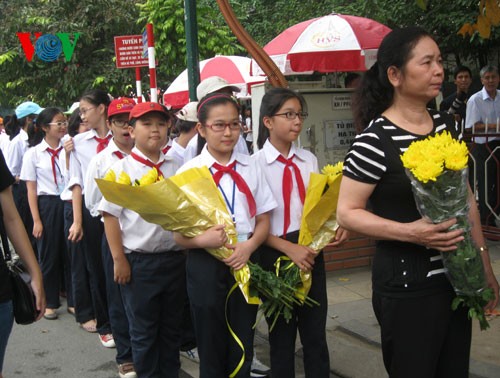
[46,146,63,186]
[130,152,165,178]
[276,154,306,237]
[212,161,256,218]
[94,135,112,153]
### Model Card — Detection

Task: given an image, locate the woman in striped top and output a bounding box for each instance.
[337,27,499,378]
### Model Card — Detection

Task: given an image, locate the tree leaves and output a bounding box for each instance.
[458,0,500,39]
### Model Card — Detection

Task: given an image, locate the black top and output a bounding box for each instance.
[439,91,469,121]
[0,150,15,303]
[343,109,460,297]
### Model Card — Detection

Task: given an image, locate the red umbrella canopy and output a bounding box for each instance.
[164,55,264,109]
[252,13,391,75]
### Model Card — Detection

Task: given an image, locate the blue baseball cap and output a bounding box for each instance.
[15,101,43,119]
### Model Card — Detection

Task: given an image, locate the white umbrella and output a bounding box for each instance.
[252,13,391,76]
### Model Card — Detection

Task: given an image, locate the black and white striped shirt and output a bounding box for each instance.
[344,110,461,184]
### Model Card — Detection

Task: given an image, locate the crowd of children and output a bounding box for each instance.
[0,78,344,378]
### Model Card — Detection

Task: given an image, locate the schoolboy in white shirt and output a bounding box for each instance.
[99,102,185,378]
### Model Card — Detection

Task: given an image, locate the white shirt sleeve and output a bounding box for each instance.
[19,148,36,181]
[84,155,102,217]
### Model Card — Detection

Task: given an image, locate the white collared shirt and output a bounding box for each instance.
[165,138,185,166]
[178,145,277,235]
[20,139,66,196]
[6,129,28,176]
[465,87,500,144]
[0,133,10,157]
[84,139,129,217]
[98,147,181,253]
[252,139,318,237]
[68,129,112,193]
[183,133,249,163]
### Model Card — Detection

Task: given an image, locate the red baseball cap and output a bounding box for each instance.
[108,97,136,118]
[129,102,170,121]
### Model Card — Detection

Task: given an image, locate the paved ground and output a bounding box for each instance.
[4,242,500,377]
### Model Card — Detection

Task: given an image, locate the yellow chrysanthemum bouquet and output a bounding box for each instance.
[401,131,494,329]
[271,162,343,322]
[97,166,318,327]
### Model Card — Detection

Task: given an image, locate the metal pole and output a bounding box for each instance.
[135,67,142,103]
[146,23,157,103]
[184,0,200,102]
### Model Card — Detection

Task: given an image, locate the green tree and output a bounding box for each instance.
[137,0,244,87]
[0,0,143,108]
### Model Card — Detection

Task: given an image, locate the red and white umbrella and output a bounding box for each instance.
[164,55,264,109]
[252,13,391,75]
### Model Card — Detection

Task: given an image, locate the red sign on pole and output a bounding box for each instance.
[114,35,149,69]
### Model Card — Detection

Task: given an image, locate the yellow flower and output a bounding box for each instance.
[322,162,343,185]
[401,142,426,169]
[411,160,444,183]
[117,171,132,186]
[401,131,468,183]
[103,169,116,182]
[136,168,159,186]
[322,162,343,177]
[444,140,469,171]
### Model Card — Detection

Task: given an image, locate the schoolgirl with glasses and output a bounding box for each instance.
[253,88,348,377]
[174,93,277,377]
[20,107,70,320]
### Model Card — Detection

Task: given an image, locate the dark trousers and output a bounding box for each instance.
[179,249,196,352]
[260,236,329,378]
[64,201,92,322]
[121,252,186,378]
[81,204,110,335]
[36,196,67,309]
[372,290,471,378]
[469,141,500,224]
[187,249,258,378]
[101,236,133,364]
[12,181,36,253]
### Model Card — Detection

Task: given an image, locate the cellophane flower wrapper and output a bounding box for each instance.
[97,166,319,319]
[97,167,260,303]
[402,131,493,330]
[276,163,342,302]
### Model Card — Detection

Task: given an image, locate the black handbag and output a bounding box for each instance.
[0,210,38,325]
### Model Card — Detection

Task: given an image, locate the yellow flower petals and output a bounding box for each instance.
[401,131,468,183]
[103,169,116,182]
[137,167,159,186]
[117,171,132,186]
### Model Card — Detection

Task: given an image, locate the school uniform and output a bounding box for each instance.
[178,145,277,378]
[253,139,330,378]
[68,129,112,335]
[85,139,133,365]
[6,130,35,251]
[99,147,185,378]
[19,139,68,309]
[0,131,9,157]
[165,138,185,167]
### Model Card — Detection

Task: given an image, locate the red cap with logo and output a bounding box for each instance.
[129,102,170,121]
[108,97,136,118]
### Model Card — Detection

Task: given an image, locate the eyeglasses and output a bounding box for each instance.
[48,121,68,128]
[205,121,242,132]
[111,119,129,128]
[79,107,95,115]
[273,111,308,120]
